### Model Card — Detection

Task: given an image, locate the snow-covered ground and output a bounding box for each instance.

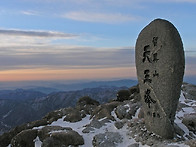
[32,91,196,147]
[33,115,148,147]
[175,92,196,139]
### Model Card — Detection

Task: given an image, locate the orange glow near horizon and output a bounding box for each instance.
[0,67,137,82]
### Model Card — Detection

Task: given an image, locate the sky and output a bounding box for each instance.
[0,0,196,84]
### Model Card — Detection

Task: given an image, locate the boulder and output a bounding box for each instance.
[185,139,196,147]
[114,121,124,129]
[91,101,121,120]
[63,107,83,122]
[37,126,71,141]
[82,118,111,133]
[182,113,196,133]
[92,132,123,147]
[10,129,37,147]
[0,118,49,147]
[182,83,196,100]
[135,18,185,139]
[115,102,141,120]
[42,137,61,147]
[129,84,140,94]
[117,89,131,102]
[76,96,100,106]
[43,109,65,123]
[76,96,99,115]
[42,130,84,146]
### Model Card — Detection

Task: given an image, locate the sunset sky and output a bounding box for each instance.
[0,0,196,83]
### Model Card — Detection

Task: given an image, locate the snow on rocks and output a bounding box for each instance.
[175,91,196,140]
[34,136,42,147]
[1,86,196,147]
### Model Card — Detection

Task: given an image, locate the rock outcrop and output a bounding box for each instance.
[135,18,185,139]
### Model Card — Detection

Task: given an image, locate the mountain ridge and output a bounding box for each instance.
[0,79,137,94]
[0,83,195,147]
[0,85,131,135]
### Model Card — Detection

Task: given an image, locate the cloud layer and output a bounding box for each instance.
[0,27,135,81]
[0,28,135,71]
[0,44,135,71]
[62,11,138,24]
[0,29,78,38]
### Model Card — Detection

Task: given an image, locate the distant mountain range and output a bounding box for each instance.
[0,79,137,94]
[0,89,46,100]
[27,79,138,94]
[0,79,137,135]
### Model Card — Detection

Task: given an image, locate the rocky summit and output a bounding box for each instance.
[135,19,185,139]
[0,83,195,147]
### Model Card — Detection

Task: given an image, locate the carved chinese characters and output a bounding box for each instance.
[135,19,185,139]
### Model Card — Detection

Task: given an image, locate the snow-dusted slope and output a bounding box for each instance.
[31,91,195,147]
[2,84,196,147]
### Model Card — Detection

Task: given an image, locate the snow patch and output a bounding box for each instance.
[48,130,68,135]
[181,90,196,106]
[34,136,42,147]
[179,91,186,103]
[133,108,140,119]
[111,110,120,121]
[32,125,45,130]
[3,110,12,119]
[117,124,149,147]
[47,113,149,146]
[49,115,91,131]
[98,117,107,122]
[175,91,196,138]
[124,104,131,113]
[168,143,189,147]
[175,116,189,138]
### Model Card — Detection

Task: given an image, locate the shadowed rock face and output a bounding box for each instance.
[135,19,185,139]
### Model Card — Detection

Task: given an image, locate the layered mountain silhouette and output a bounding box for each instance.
[0,79,137,135]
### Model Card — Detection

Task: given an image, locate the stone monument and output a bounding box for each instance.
[135,19,185,139]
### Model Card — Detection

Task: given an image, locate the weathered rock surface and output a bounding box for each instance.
[129,85,141,102]
[185,139,196,147]
[128,143,139,147]
[135,18,185,138]
[174,123,185,137]
[91,101,121,120]
[114,121,124,129]
[115,101,141,120]
[117,89,131,102]
[63,107,84,122]
[82,118,111,133]
[11,129,38,147]
[77,96,100,106]
[76,96,100,115]
[42,130,84,146]
[116,85,141,102]
[37,126,72,141]
[182,83,196,100]
[92,132,123,147]
[138,107,144,118]
[182,113,196,133]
